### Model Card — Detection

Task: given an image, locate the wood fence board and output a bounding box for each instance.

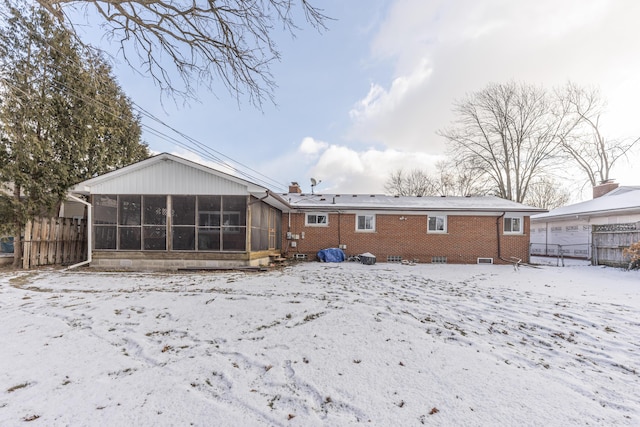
[20,217,87,269]
[592,223,640,267]
[39,218,49,266]
[22,220,32,269]
[55,219,63,264]
[30,220,41,268]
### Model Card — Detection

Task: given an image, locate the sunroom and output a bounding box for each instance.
[71,153,287,270]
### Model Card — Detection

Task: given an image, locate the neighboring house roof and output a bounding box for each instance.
[70,153,290,210]
[531,187,640,221]
[283,193,546,215]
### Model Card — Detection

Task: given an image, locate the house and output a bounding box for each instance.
[70,154,545,270]
[280,183,545,265]
[70,153,288,270]
[530,181,640,262]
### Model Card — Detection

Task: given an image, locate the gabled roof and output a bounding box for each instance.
[70,153,290,210]
[283,193,546,214]
[72,153,267,193]
[532,187,640,221]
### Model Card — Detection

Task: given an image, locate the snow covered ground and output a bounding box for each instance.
[1,262,639,426]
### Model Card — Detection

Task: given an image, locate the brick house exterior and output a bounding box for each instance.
[280,187,544,265]
[68,156,545,269]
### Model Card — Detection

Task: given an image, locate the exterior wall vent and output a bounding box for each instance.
[431,256,447,264]
[477,257,494,264]
[294,253,307,260]
[387,255,402,262]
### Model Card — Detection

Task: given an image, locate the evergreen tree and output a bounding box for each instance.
[0,3,148,266]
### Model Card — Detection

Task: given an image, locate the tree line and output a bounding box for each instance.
[385,81,639,209]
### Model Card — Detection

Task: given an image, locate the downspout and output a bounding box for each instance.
[338,211,342,248]
[496,212,508,263]
[65,194,92,270]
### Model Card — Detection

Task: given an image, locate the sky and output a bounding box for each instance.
[2,261,639,425]
[70,0,640,199]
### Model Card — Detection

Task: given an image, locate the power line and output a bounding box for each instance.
[0,5,289,192]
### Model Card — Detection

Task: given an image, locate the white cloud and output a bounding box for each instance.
[308,145,444,194]
[342,0,640,190]
[298,136,329,156]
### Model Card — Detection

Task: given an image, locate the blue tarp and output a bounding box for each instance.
[317,248,346,262]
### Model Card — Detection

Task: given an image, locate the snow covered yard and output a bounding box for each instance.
[1,262,639,426]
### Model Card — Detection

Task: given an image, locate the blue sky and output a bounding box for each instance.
[71,0,640,199]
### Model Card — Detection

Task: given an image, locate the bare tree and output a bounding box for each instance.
[434,160,489,197]
[385,163,488,197]
[384,169,438,196]
[523,177,571,210]
[558,82,640,187]
[439,81,578,203]
[28,0,328,105]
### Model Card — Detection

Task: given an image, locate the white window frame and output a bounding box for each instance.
[427,215,447,233]
[356,214,376,232]
[305,213,328,226]
[504,216,523,234]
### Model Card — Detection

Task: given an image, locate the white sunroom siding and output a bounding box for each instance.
[87,160,249,195]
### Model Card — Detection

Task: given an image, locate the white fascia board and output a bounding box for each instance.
[290,209,524,217]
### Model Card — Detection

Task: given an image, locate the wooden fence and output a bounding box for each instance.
[592,222,640,268]
[22,217,87,269]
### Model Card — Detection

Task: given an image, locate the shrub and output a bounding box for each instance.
[623,242,640,270]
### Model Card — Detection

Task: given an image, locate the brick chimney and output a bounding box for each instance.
[593,179,618,199]
[288,182,302,194]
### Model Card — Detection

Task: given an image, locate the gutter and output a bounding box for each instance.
[64,194,92,270]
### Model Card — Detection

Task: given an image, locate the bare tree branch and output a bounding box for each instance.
[558,82,640,186]
[439,81,576,203]
[523,177,571,210]
[31,0,329,105]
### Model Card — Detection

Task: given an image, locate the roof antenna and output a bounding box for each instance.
[310,178,321,194]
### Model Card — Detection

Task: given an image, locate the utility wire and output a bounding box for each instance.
[0,6,289,192]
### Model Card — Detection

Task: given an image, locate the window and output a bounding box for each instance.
[197,195,247,251]
[356,214,375,231]
[306,213,328,226]
[119,195,141,250]
[251,199,281,251]
[93,194,248,252]
[94,195,117,249]
[428,215,447,233]
[143,195,167,250]
[172,195,196,251]
[504,217,522,234]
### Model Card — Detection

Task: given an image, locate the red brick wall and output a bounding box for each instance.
[281,212,530,264]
